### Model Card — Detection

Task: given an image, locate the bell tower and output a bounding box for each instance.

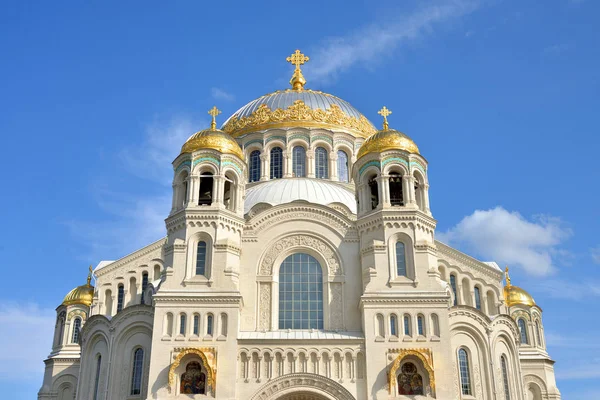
[147,107,245,398]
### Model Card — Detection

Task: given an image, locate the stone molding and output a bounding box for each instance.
[94,238,165,277]
[436,241,503,281]
[249,373,356,400]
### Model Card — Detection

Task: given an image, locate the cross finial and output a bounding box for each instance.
[208,106,221,130]
[286,49,310,90]
[87,265,93,286]
[505,265,512,287]
[378,106,392,130]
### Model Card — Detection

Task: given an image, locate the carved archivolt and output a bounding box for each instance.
[168,347,217,394]
[388,348,435,396]
[259,235,341,276]
[249,372,356,400]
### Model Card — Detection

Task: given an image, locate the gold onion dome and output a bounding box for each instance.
[221,50,377,138]
[62,267,95,307]
[503,266,536,307]
[180,106,244,159]
[357,107,420,159]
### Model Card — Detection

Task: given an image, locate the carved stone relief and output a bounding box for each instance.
[258,283,271,331]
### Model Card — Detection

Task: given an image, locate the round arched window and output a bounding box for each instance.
[279,253,323,329]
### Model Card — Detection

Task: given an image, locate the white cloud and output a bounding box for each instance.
[0,302,55,380]
[437,207,571,276]
[66,116,203,261]
[591,245,600,264]
[211,87,235,102]
[305,0,481,84]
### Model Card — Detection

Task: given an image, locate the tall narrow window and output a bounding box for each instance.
[315,147,328,179]
[417,315,425,336]
[71,318,81,344]
[450,275,458,306]
[249,150,261,182]
[179,314,186,335]
[220,313,228,337]
[389,173,404,206]
[278,253,324,329]
[368,176,379,210]
[292,146,306,177]
[474,286,481,310]
[196,241,207,276]
[93,355,102,400]
[458,349,472,395]
[56,312,66,347]
[270,147,283,179]
[130,348,144,395]
[117,284,124,312]
[403,314,411,336]
[193,314,199,336]
[207,314,214,336]
[431,313,440,337]
[396,242,407,277]
[140,272,149,305]
[501,355,511,400]
[198,172,213,205]
[518,318,529,344]
[390,315,398,336]
[337,150,349,183]
[535,321,542,347]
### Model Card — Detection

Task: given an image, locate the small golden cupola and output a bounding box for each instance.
[180,106,244,159]
[503,266,536,307]
[357,106,420,159]
[62,266,95,307]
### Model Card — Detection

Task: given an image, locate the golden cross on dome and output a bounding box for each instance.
[87,265,93,286]
[286,49,310,90]
[378,106,392,130]
[505,265,512,287]
[208,106,221,130]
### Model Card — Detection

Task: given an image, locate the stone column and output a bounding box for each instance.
[170,184,178,212]
[377,176,389,207]
[407,175,417,207]
[212,175,225,206]
[260,153,269,181]
[306,149,315,178]
[284,151,292,177]
[190,175,199,206]
[402,175,411,207]
[329,152,338,181]
[424,183,431,213]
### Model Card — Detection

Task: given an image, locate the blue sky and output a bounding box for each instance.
[1,0,598,398]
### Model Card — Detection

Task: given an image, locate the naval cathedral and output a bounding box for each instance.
[39,50,560,400]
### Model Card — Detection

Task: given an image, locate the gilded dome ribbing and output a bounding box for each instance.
[62,268,95,307]
[180,128,244,159]
[503,267,535,307]
[357,128,420,159]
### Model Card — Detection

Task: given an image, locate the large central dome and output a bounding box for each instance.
[221,89,377,138]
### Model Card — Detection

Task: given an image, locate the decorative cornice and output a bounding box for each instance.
[436,240,503,281]
[95,238,166,277]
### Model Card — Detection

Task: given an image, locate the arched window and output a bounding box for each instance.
[417,315,425,336]
[376,314,384,337]
[450,274,458,306]
[292,146,306,177]
[458,348,472,395]
[278,253,323,329]
[71,318,81,344]
[389,173,404,206]
[193,314,200,336]
[206,314,214,336]
[368,175,379,210]
[396,242,407,277]
[474,286,481,310]
[198,172,213,205]
[220,313,228,337]
[140,272,149,305]
[180,362,206,394]
[196,241,207,276]
[270,147,283,179]
[397,362,424,395]
[501,355,511,400]
[390,314,398,337]
[130,348,144,395]
[117,284,125,312]
[93,355,102,400]
[315,147,328,179]
[337,150,349,183]
[403,314,411,336]
[518,318,529,344]
[56,312,66,347]
[179,314,186,335]
[431,313,440,337]
[535,321,543,347]
[249,150,261,182]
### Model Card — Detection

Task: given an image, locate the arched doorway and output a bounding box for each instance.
[250,373,355,400]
